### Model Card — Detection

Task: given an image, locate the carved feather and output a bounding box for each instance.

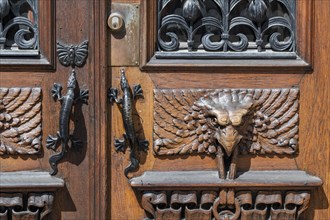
[154,88,299,156]
[0,88,42,155]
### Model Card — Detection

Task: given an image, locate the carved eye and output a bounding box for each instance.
[210,117,218,126]
[231,115,242,126]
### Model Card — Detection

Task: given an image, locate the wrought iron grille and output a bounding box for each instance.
[0,0,39,56]
[157,0,296,59]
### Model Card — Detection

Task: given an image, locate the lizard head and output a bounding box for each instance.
[67,69,77,89]
[120,69,129,90]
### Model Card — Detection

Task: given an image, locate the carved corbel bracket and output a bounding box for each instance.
[0,171,64,219]
[131,170,322,220]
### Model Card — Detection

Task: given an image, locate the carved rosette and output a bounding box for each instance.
[158,0,295,54]
[0,193,54,219]
[141,190,310,220]
[0,87,42,155]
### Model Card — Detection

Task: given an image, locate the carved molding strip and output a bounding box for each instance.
[0,87,42,155]
[0,0,39,55]
[141,190,310,220]
[157,0,296,58]
[0,193,54,220]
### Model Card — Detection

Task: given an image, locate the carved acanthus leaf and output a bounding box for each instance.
[0,87,42,155]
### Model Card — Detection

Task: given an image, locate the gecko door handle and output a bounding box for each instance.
[108,69,149,178]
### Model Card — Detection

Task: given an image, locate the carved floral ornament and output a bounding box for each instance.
[154,88,299,179]
[157,0,296,56]
[0,0,38,53]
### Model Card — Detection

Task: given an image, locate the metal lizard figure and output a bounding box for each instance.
[46,70,89,175]
[108,69,149,178]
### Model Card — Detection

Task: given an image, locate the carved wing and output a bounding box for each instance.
[154,89,218,155]
[56,41,72,67]
[241,88,299,155]
[73,40,89,67]
[0,88,42,155]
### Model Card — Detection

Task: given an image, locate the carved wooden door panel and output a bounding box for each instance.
[0,1,107,219]
[109,0,329,220]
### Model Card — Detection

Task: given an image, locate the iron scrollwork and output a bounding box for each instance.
[157,0,296,58]
[108,69,149,178]
[0,0,39,54]
[46,40,89,175]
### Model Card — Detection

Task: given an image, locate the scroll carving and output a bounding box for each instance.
[0,193,54,219]
[0,0,38,54]
[154,88,299,178]
[157,0,296,58]
[0,87,42,155]
[141,190,310,220]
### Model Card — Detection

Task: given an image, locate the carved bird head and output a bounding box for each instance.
[195,90,254,156]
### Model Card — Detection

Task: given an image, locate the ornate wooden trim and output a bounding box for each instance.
[130,170,322,190]
[0,87,42,155]
[0,171,64,219]
[140,0,314,72]
[140,190,311,220]
[154,88,299,179]
[132,170,321,220]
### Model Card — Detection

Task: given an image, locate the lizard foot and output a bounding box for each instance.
[46,132,60,150]
[51,83,63,101]
[108,88,118,103]
[138,139,149,152]
[133,84,143,99]
[77,89,89,104]
[114,138,126,152]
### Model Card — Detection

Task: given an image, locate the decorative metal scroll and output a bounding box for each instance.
[0,87,42,155]
[157,0,296,58]
[0,0,39,55]
[141,190,310,220]
[154,88,299,179]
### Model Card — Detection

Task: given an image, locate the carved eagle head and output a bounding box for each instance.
[195,90,254,156]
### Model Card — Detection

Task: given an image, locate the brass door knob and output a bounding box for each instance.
[108,12,124,31]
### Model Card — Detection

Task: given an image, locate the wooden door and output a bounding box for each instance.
[109,0,329,220]
[0,0,107,219]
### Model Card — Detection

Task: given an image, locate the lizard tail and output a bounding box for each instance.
[49,142,66,175]
[124,157,139,178]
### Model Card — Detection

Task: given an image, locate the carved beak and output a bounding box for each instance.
[216,125,242,157]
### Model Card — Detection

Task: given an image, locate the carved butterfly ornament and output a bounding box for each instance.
[56,40,89,68]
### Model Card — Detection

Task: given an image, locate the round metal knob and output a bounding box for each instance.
[108,12,124,31]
